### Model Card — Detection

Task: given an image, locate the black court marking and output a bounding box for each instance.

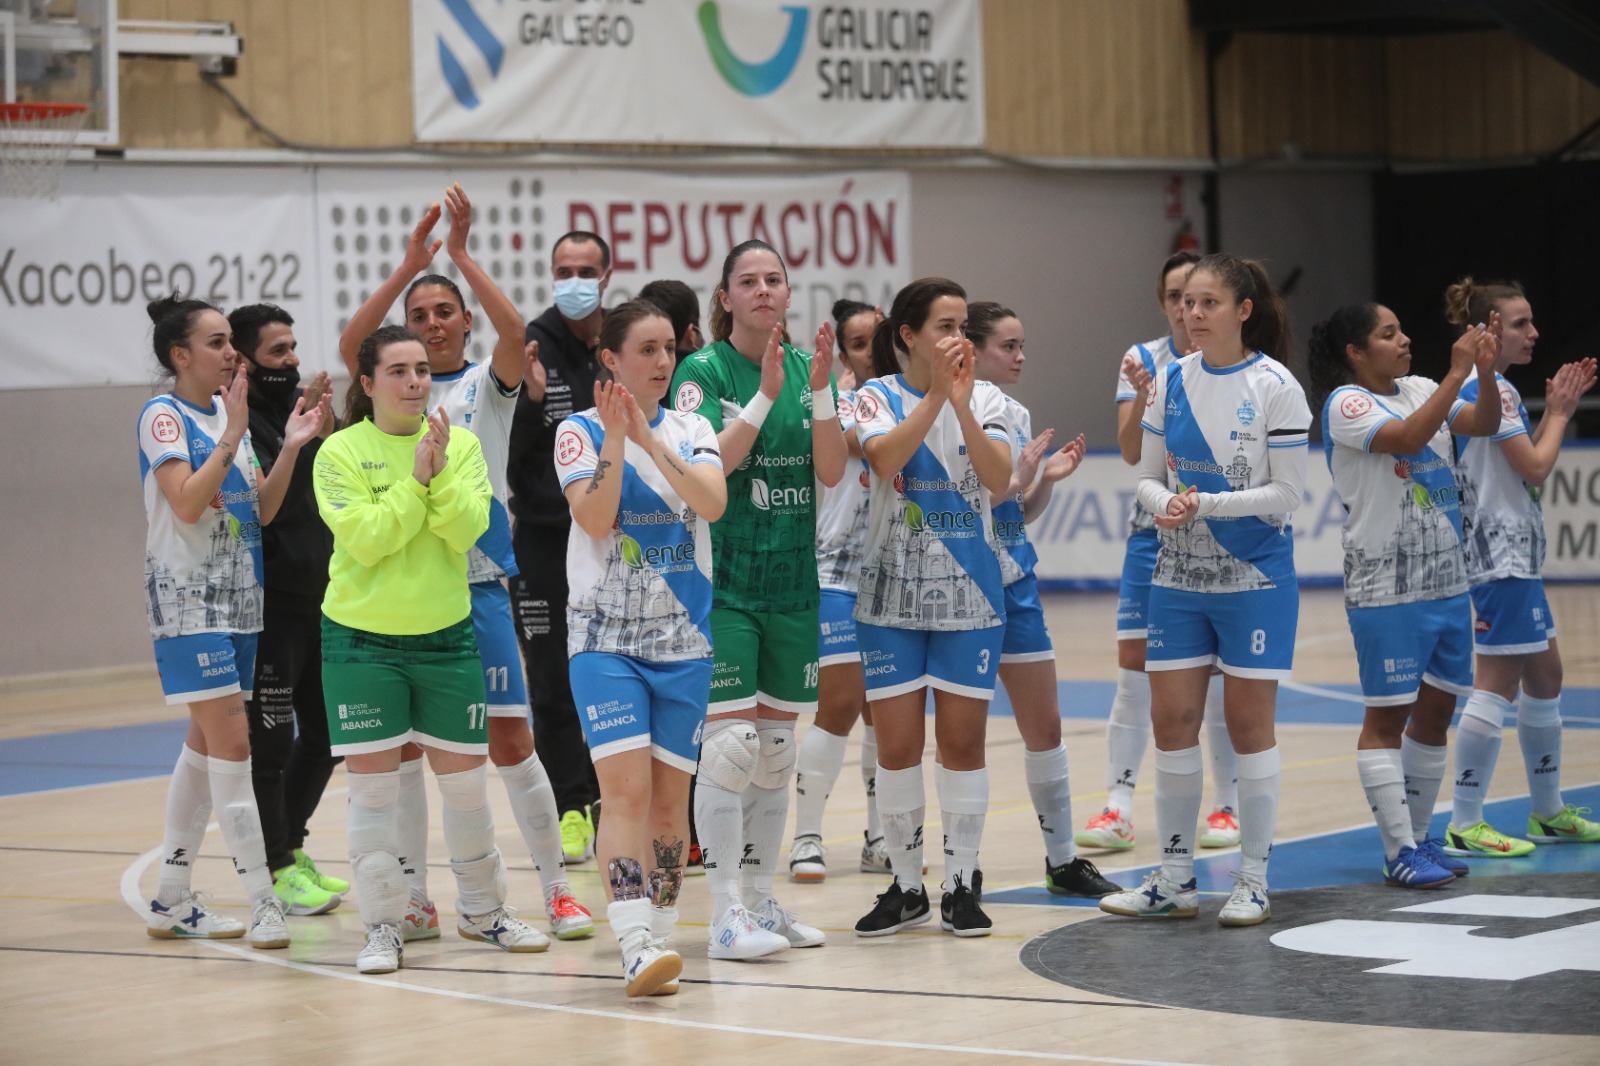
[1022,872,1600,1035]
[0,944,1161,1008]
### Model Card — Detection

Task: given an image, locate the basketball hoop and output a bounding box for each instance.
[0,102,89,201]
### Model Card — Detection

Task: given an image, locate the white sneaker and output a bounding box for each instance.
[357,922,403,974]
[751,896,826,947]
[401,890,440,942]
[859,833,891,874]
[546,888,595,941]
[146,892,245,940]
[1098,869,1200,919]
[706,903,790,960]
[1217,871,1270,927]
[458,906,551,952]
[248,898,290,949]
[1200,807,1242,848]
[789,834,826,883]
[620,928,682,998]
[1075,808,1136,850]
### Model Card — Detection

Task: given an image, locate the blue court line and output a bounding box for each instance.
[1,685,1597,798]
[987,784,1600,909]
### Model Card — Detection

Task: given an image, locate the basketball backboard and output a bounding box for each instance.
[0,0,117,146]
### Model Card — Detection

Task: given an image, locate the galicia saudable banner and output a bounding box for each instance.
[411,0,984,147]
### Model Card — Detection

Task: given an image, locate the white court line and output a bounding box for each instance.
[0,773,170,801]
[119,841,1219,1066]
[1279,679,1366,704]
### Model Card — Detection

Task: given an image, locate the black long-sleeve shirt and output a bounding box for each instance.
[507,305,602,528]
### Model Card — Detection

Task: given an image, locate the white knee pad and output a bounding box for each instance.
[1460,690,1510,736]
[752,724,797,790]
[698,720,760,794]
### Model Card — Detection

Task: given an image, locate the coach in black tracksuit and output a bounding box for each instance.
[506,232,612,836]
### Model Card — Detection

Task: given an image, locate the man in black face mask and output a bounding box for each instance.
[231,303,348,918]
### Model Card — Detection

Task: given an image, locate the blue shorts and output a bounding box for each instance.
[1116,530,1159,640]
[818,588,860,667]
[1145,584,1298,680]
[857,621,1004,701]
[154,631,259,706]
[1000,575,1054,663]
[1470,578,1557,655]
[470,580,530,717]
[1348,594,1474,706]
[569,652,712,773]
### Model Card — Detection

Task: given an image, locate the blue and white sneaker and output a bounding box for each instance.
[1217,872,1270,927]
[146,892,245,940]
[1098,869,1199,918]
[1382,844,1456,889]
[1415,837,1469,878]
[458,906,550,952]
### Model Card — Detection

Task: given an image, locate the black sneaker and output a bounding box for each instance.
[1045,856,1121,898]
[854,882,931,937]
[940,874,992,938]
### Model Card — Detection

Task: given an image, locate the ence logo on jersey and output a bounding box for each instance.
[904,501,976,535]
[750,478,811,510]
[619,534,695,570]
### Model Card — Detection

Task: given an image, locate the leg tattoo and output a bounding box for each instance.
[608,857,645,901]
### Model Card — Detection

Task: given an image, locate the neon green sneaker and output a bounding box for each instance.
[294,848,351,894]
[560,809,595,864]
[1443,820,1535,858]
[272,864,340,916]
[1527,805,1600,844]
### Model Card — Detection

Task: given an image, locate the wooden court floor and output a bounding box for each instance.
[2,588,1597,1065]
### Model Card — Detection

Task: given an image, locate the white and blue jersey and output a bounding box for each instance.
[432,361,519,584]
[815,387,872,594]
[137,394,264,639]
[852,375,1012,632]
[1322,378,1470,610]
[1137,351,1311,594]
[1454,369,1545,584]
[991,393,1037,586]
[556,405,721,661]
[1117,335,1184,536]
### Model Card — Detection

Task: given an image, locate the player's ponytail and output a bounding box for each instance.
[147,293,219,377]
[1307,303,1378,412]
[1443,276,1524,335]
[1192,254,1291,361]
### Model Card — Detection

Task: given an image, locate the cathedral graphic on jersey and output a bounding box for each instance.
[570,543,712,661]
[1343,482,1466,606]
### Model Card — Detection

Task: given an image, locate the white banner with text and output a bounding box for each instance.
[411,0,983,147]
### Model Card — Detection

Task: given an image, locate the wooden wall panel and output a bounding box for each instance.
[109,3,1600,163]
[119,0,413,149]
[1384,31,1600,161]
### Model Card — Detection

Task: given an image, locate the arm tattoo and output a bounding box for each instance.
[584,458,612,494]
[658,450,686,476]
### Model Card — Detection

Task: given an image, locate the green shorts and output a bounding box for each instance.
[708,603,819,715]
[321,615,489,756]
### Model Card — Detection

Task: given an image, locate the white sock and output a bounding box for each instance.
[694,777,744,918]
[1024,744,1075,866]
[396,758,430,898]
[1153,745,1203,883]
[1235,747,1279,882]
[608,897,653,950]
[1106,668,1151,814]
[1204,674,1238,812]
[347,770,406,926]
[436,764,495,863]
[1401,734,1448,842]
[1452,690,1508,828]
[156,745,213,905]
[936,765,988,892]
[876,764,926,893]
[207,756,274,905]
[861,725,882,839]
[497,754,569,898]
[1518,694,1564,818]
[1357,748,1412,861]
[793,725,848,839]
[740,722,794,910]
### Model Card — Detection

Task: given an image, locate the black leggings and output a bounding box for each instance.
[247,603,341,872]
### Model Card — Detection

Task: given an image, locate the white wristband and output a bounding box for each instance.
[811,387,836,422]
[740,391,774,430]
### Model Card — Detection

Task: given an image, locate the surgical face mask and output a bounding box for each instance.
[252,363,300,407]
[553,276,602,319]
